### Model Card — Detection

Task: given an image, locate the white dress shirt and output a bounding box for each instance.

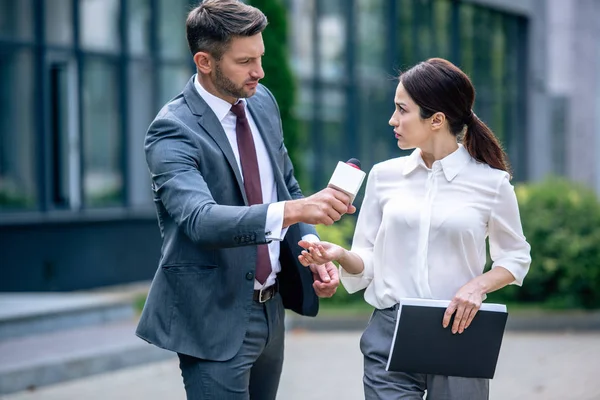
[341,144,531,309]
[194,78,317,289]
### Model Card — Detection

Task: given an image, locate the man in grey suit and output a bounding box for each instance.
[136,1,354,399]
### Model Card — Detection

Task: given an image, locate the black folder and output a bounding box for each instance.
[386,298,508,379]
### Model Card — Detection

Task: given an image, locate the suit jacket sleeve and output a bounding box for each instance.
[146,116,270,248]
[263,87,317,239]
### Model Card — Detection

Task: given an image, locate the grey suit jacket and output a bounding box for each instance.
[136,77,319,361]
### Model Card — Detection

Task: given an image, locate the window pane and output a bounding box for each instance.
[128,0,152,55]
[128,61,154,206]
[0,0,33,40]
[317,86,346,188]
[397,0,452,65]
[358,79,398,170]
[158,0,190,59]
[288,0,315,79]
[357,0,385,76]
[49,63,71,208]
[82,59,123,207]
[432,0,452,60]
[80,0,120,52]
[159,64,192,107]
[459,4,527,178]
[0,50,36,210]
[462,6,500,135]
[45,0,73,45]
[318,0,346,82]
[396,0,414,67]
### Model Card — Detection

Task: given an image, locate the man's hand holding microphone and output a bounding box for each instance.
[282,158,364,227]
[283,158,366,298]
[282,187,356,227]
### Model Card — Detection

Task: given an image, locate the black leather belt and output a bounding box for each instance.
[253,282,278,303]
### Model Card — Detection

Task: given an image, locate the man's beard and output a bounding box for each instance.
[213,63,256,99]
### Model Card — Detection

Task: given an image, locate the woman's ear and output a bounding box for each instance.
[193,52,213,74]
[431,112,446,131]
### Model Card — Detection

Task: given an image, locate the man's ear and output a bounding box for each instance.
[431,112,446,131]
[193,52,213,74]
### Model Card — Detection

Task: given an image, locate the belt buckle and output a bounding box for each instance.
[258,286,271,303]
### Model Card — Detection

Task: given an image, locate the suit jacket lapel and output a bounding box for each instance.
[247,97,290,201]
[182,78,248,205]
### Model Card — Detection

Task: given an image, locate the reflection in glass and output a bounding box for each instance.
[0,50,36,210]
[128,62,154,206]
[413,0,434,62]
[49,63,71,208]
[0,0,32,40]
[317,87,345,188]
[45,0,73,45]
[459,4,475,81]
[80,0,120,52]
[129,0,152,55]
[432,0,452,60]
[159,64,192,107]
[319,1,346,81]
[397,0,414,67]
[357,0,385,77]
[458,4,526,172]
[82,59,123,207]
[397,0,452,65]
[158,0,190,59]
[288,0,315,78]
[296,85,313,121]
[358,79,397,170]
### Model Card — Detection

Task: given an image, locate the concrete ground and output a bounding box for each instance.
[2,330,599,400]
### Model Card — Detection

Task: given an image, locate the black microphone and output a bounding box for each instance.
[327,158,366,203]
[346,158,361,170]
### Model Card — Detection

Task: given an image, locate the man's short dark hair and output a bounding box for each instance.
[186,0,268,60]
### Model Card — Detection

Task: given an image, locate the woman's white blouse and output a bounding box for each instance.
[341,145,531,309]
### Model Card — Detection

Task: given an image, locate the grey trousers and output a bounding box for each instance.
[360,306,489,400]
[178,293,285,400]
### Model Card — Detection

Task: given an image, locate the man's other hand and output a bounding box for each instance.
[310,262,339,298]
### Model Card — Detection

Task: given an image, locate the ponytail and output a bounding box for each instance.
[399,58,513,176]
[463,116,511,176]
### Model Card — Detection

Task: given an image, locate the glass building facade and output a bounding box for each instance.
[0,0,195,213]
[286,0,528,193]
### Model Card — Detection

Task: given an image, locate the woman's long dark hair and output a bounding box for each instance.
[400,58,511,175]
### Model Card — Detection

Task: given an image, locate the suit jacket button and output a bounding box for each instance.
[246,271,254,280]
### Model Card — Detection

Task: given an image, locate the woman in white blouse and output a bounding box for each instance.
[298,58,531,400]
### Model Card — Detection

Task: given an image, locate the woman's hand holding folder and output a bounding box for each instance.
[443,266,517,334]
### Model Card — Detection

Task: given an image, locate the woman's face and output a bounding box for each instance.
[388,81,431,150]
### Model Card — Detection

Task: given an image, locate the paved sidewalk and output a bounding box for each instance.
[3,331,599,400]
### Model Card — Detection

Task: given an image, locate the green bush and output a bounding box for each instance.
[489,178,600,309]
[0,188,33,209]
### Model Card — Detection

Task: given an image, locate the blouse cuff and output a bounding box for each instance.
[492,257,530,286]
[339,249,374,294]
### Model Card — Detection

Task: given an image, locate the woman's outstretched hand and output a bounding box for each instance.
[297,240,346,266]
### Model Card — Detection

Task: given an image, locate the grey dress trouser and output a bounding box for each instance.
[178,293,285,400]
[360,306,489,400]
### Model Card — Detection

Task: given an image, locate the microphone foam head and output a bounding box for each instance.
[346,158,361,170]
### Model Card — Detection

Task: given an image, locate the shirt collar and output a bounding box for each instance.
[193,75,245,121]
[402,144,471,182]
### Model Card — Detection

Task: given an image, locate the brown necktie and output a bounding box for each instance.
[230,101,271,284]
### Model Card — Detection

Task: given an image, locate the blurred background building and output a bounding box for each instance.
[1,0,599,291]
